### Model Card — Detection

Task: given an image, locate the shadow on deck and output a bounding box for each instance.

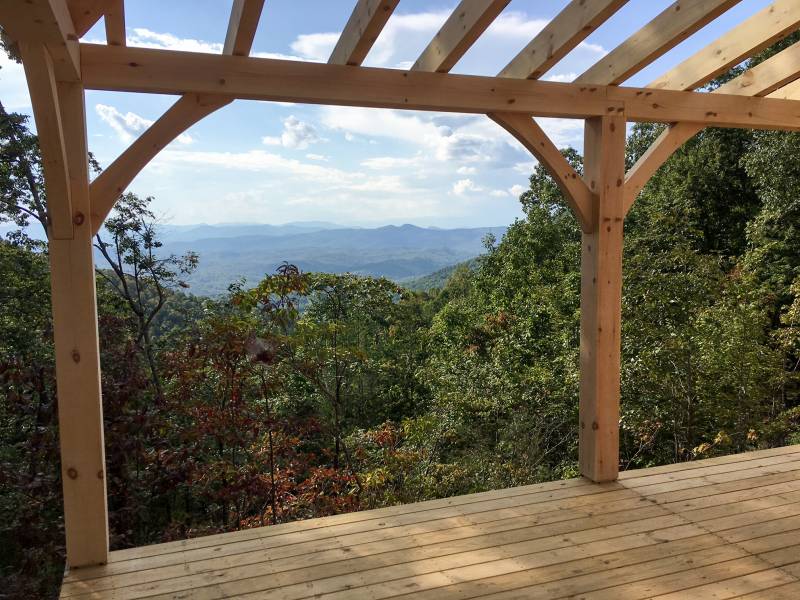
[60,444,800,599]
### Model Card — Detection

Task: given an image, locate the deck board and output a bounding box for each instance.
[61,445,800,599]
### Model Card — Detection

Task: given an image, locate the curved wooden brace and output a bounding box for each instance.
[623,123,703,214]
[89,94,230,233]
[490,112,594,232]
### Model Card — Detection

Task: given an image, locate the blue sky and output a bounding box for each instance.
[0,0,773,228]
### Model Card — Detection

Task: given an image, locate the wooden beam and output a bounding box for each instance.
[412,0,510,73]
[714,39,800,96]
[80,44,800,131]
[580,114,626,483]
[649,0,800,91]
[103,0,125,46]
[67,0,109,37]
[499,0,628,80]
[575,0,742,86]
[624,40,800,213]
[19,42,73,239]
[224,0,265,56]
[329,0,398,66]
[0,0,80,81]
[50,79,109,568]
[90,94,230,233]
[490,112,594,232]
[88,0,265,230]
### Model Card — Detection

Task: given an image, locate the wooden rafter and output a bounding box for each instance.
[769,77,800,100]
[649,0,800,91]
[88,0,265,232]
[625,39,800,212]
[412,0,509,73]
[67,0,109,37]
[225,0,265,56]
[18,42,73,239]
[499,0,628,80]
[575,0,741,86]
[329,0,398,66]
[103,0,125,46]
[80,44,800,132]
[490,113,594,232]
[0,0,80,82]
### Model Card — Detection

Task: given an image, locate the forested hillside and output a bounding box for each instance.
[3,43,800,598]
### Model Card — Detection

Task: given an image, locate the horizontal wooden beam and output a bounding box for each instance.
[499,0,628,80]
[0,0,80,81]
[329,0,398,66]
[412,0,510,73]
[576,0,741,86]
[80,44,800,131]
[649,0,800,91]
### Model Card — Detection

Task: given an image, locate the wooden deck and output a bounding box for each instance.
[60,445,800,600]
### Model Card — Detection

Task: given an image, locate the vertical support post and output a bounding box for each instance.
[579,114,626,483]
[50,80,109,567]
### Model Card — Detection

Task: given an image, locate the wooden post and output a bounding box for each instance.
[50,80,109,567]
[579,114,626,483]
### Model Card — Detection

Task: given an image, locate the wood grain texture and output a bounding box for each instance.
[59,446,800,598]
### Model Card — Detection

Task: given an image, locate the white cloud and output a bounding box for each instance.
[452,178,483,196]
[361,155,423,170]
[306,153,328,161]
[510,184,527,197]
[513,161,537,175]
[95,104,193,144]
[126,28,222,53]
[262,115,321,149]
[545,73,578,83]
[290,33,340,62]
[457,166,477,175]
[486,12,548,38]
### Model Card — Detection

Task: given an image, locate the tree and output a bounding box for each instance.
[94,193,198,400]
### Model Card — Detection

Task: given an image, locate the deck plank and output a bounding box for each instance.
[60,445,800,600]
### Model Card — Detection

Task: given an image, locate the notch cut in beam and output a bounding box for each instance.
[329,0,399,66]
[80,44,800,132]
[649,0,800,91]
[575,0,742,86]
[499,0,628,80]
[490,113,594,232]
[67,0,109,37]
[412,0,510,73]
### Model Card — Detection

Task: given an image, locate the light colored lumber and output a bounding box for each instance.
[0,0,80,81]
[499,0,628,80]
[50,80,109,569]
[715,38,800,96]
[737,582,800,600]
[575,0,742,86]
[89,94,230,233]
[412,0,510,73]
[579,114,626,482]
[625,39,800,213]
[88,0,265,231]
[79,44,800,131]
[489,112,594,232]
[224,0,265,56]
[102,0,124,46]
[67,0,108,37]
[328,0,398,66]
[768,77,800,100]
[18,42,72,240]
[649,0,800,91]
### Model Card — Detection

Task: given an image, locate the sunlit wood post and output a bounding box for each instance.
[579,114,626,483]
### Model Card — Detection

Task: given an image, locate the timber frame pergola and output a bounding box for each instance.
[4,0,800,570]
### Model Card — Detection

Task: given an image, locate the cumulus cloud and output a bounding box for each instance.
[509,184,527,197]
[452,178,483,196]
[262,116,321,149]
[95,104,193,144]
[290,33,340,62]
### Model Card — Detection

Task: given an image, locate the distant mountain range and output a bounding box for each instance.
[148,222,506,297]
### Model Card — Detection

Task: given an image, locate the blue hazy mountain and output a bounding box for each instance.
[153,223,506,296]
